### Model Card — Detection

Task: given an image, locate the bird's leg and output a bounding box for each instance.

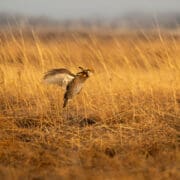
[63,98,68,108]
[66,104,69,121]
[63,98,70,121]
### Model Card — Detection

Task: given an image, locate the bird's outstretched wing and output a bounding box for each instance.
[43,68,75,88]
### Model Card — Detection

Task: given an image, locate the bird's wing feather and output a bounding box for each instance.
[43,68,75,88]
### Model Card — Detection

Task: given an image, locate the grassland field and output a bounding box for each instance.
[0,28,179,179]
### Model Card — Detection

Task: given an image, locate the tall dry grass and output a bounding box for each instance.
[0,28,179,179]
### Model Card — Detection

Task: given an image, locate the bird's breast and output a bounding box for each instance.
[73,83,83,95]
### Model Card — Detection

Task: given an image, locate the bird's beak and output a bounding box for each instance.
[88,69,94,76]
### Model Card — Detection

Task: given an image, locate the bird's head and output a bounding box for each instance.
[77,66,94,77]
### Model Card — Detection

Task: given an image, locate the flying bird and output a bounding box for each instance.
[43,67,93,108]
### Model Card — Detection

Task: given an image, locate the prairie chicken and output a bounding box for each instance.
[43,67,93,108]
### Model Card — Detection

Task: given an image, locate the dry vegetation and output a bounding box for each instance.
[0,28,179,180]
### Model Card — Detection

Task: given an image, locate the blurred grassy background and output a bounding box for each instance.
[0,28,179,179]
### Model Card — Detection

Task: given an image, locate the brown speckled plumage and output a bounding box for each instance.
[63,70,90,107]
[43,67,93,108]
